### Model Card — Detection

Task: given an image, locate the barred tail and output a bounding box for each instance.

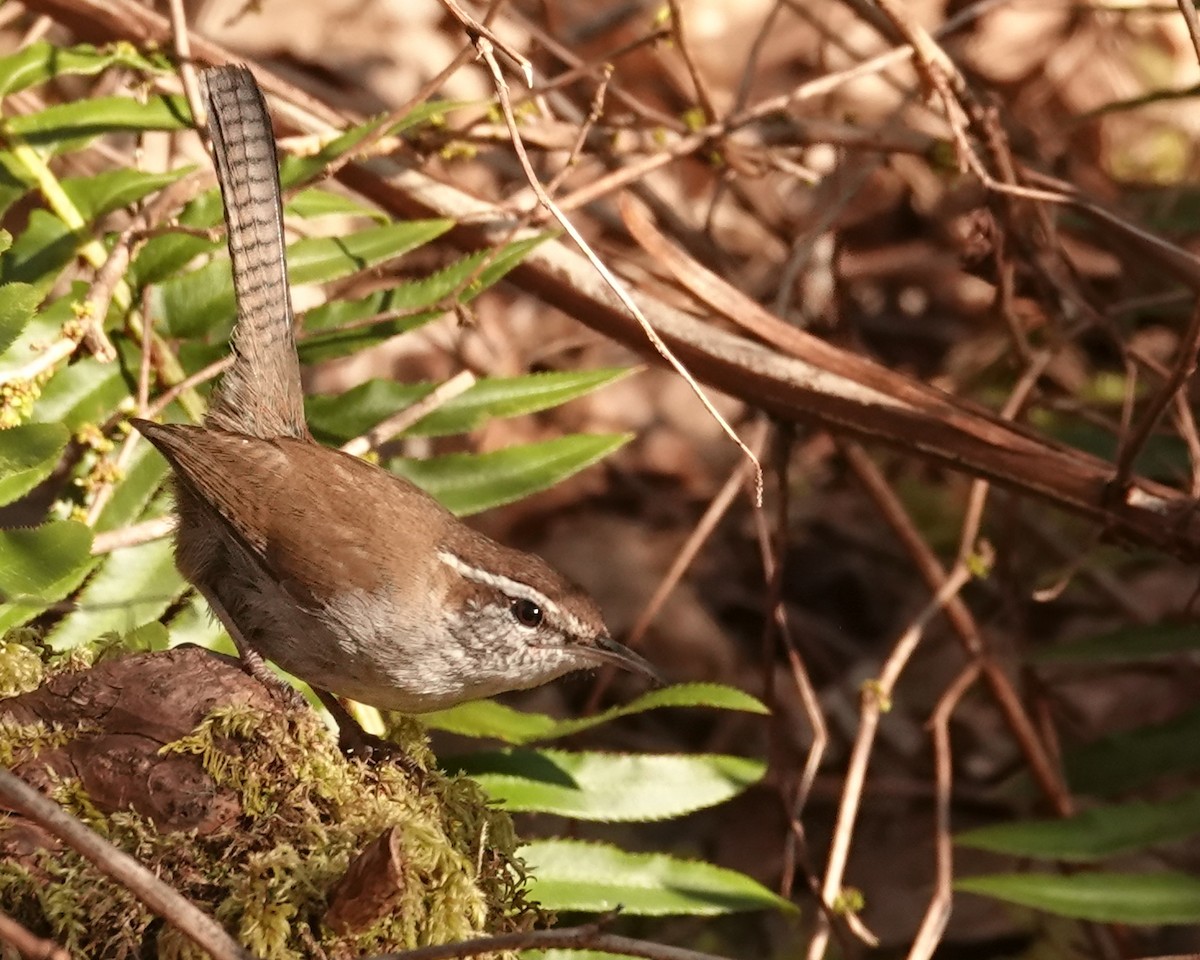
[201,65,308,439]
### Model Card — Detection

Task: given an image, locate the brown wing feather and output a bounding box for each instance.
[132,419,448,603]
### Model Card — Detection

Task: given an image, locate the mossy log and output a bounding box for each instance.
[0,645,536,959]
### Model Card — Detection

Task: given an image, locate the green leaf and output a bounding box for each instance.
[153,220,453,339]
[0,285,80,381]
[4,95,191,154]
[129,191,223,288]
[423,682,768,745]
[61,167,188,223]
[1037,622,1200,664]
[955,872,1200,924]
[453,749,765,821]
[519,840,795,915]
[121,620,170,652]
[296,237,548,362]
[0,41,165,98]
[0,422,68,505]
[47,537,184,651]
[290,220,454,284]
[0,209,75,290]
[31,353,131,432]
[390,433,630,516]
[0,521,93,631]
[957,789,1200,861]
[285,187,384,221]
[279,100,476,186]
[0,281,39,355]
[1064,703,1200,796]
[90,445,168,534]
[0,152,34,220]
[307,369,632,444]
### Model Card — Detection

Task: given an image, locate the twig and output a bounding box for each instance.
[748,428,829,903]
[0,767,253,960]
[1113,301,1200,489]
[906,662,983,960]
[664,0,720,123]
[585,420,768,712]
[806,561,975,959]
[367,922,734,960]
[437,0,533,86]
[472,34,763,503]
[1175,0,1200,66]
[0,908,70,960]
[91,515,178,555]
[167,0,205,127]
[544,65,612,198]
[341,370,477,457]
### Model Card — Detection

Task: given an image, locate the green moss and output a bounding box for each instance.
[0,661,538,959]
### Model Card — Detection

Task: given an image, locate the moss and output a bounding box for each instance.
[0,660,539,959]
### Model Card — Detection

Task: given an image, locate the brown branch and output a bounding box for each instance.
[27,0,1200,562]
[367,922,734,960]
[0,909,70,960]
[0,767,253,960]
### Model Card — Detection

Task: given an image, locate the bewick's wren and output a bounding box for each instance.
[132,66,658,753]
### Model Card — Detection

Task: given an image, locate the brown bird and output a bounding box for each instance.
[133,65,659,756]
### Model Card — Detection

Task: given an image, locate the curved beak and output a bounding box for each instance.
[587,634,665,686]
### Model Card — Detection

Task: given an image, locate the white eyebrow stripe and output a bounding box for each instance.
[437,550,564,616]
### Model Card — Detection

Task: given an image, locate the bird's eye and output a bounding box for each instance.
[510,598,544,628]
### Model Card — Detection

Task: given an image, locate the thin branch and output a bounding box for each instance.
[0,767,253,960]
[664,0,720,123]
[906,662,983,960]
[341,370,477,457]
[1113,301,1200,489]
[0,908,71,960]
[368,922,734,960]
[472,34,763,502]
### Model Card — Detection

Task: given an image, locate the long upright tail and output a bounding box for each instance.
[201,65,308,440]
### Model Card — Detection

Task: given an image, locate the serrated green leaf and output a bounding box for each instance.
[1064,703,1200,796]
[423,682,768,744]
[122,620,170,652]
[0,41,165,98]
[31,339,137,431]
[279,100,477,186]
[291,220,454,284]
[520,840,795,915]
[296,237,548,362]
[957,789,1200,861]
[153,219,453,339]
[285,187,384,221]
[390,433,630,516]
[0,285,80,381]
[307,369,631,444]
[1037,622,1200,664]
[0,281,39,355]
[4,95,191,154]
[47,537,183,651]
[61,167,189,224]
[0,521,94,631]
[453,749,765,821]
[955,872,1200,924]
[92,445,169,534]
[0,422,68,506]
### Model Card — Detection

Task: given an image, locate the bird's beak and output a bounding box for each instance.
[587,634,665,686]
